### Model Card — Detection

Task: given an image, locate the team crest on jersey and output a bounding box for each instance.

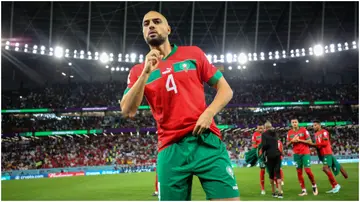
[226,166,234,179]
[183,63,188,72]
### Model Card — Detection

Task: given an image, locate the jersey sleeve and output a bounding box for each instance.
[322,130,329,140]
[123,67,139,96]
[195,46,223,86]
[286,131,291,142]
[304,128,311,140]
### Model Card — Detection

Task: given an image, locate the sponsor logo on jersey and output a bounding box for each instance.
[226,166,234,179]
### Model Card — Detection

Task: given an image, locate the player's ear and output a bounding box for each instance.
[167,25,171,35]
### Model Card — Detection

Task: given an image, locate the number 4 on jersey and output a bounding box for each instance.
[166,74,178,94]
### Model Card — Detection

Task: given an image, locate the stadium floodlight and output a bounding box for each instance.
[33,45,38,49]
[95,52,99,56]
[105,65,109,68]
[337,43,342,51]
[54,46,64,58]
[306,60,309,63]
[65,53,69,57]
[80,50,84,55]
[49,52,53,56]
[15,47,19,51]
[100,52,109,63]
[62,72,66,76]
[65,49,69,53]
[139,58,144,63]
[68,62,72,66]
[260,52,265,56]
[88,51,91,55]
[344,42,349,50]
[15,43,19,47]
[273,63,276,66]
[32,49,37,54]
[226,53,232,63]
[352,41,357,49]
[237,66,241,69]
[70,75,74,78]
[243,66,246,69]
[130,53,136,62]
[313,44,323,56]
[40,50,45,54]
[88,56,92,59]
[116,67,120,71]
[80,55,84,59]
[233,54,237,63]
[6,41,10,45]
[95,56,99,60]
[125,67,129,71]
[228,66,232,70]
[110,57,113,62]
[121,67,125,71]
[275,54,279,59]
[110,53,114,57]
[24,48,28,52]
[111,67,115,71]
[238,53,247,65]
[330,44,335,53]
[25,44,28,48]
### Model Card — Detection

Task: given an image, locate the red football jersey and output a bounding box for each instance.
[315,129,333,155]
[251,131,262,148]
[287,127,311,154]
[278,140,283,160]
[124,45,222,151]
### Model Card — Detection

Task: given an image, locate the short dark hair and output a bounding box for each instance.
[313,120,321,124]
[291,118,298,121]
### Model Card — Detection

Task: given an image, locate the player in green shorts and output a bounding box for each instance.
[310,121,348,194]
[120,11,239,201]
[287,119,318,196]
[251,125,267,195]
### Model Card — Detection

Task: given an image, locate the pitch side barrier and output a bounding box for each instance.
[2,155,358,181]
[1,100,358,114]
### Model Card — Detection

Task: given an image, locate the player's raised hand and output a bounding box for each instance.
[143,49,163,74]
[193,110,214,135]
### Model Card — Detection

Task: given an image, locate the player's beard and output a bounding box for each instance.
[146,34,166,47]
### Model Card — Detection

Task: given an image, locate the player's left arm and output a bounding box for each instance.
[192,47,233,135]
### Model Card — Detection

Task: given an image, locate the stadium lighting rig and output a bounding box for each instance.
[2,40,358,71]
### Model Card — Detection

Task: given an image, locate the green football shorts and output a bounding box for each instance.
[322,154,336,167]
[259,159,266,169]
[293,154,311,169]
[157,132,240,201]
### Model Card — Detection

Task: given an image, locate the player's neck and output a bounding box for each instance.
[149,41,172,58]
[292,127,299,131]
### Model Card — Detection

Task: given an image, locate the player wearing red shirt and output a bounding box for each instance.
[287,119,318,196]
[311,121,348,194]
[120,11,239,201]
[251,124,267,195]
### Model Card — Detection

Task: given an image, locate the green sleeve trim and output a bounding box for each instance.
[207,70,223,86]
[123,87,130,96]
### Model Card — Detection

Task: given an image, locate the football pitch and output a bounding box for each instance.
[1,164,358,201]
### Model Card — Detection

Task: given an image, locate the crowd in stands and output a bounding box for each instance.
[1,126,358,171]
[2,107,357,133]
[2,80,358,109]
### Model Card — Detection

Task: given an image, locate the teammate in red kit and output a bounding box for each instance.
[286,119,318,196]
[310,121,348,194]
[152,167,159,196]
[251,124,266,195]
[120,11,239,201]
[274,140,284,192]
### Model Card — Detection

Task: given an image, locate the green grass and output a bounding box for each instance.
[1,164,358,201]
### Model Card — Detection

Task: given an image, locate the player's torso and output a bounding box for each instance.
[253,132,262,147]
[288,128,310,154]
[144,57,206,128]
[315,130,332,155]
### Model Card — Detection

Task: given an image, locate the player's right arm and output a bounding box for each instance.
[120,50,162,118]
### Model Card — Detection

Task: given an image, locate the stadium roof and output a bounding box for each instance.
[1,1,358,53]
[1,1,359,89]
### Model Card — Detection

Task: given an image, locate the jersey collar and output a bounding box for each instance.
[162,44,178,61]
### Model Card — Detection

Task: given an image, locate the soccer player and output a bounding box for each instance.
[310,120,348,194]
[251,124,266,195]
[286,119,318,196]
[274,139,285,189]
[152,168,159,196]
[120,11,239,201]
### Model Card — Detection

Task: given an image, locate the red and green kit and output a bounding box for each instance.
[124,45,239,200]
[287,127,312,168]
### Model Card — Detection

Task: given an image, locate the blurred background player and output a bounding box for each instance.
[251,124,266,195]
[261,121,283,198]
[274,139,285,190]
[310,120,348,194]
[287,119,318,196]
